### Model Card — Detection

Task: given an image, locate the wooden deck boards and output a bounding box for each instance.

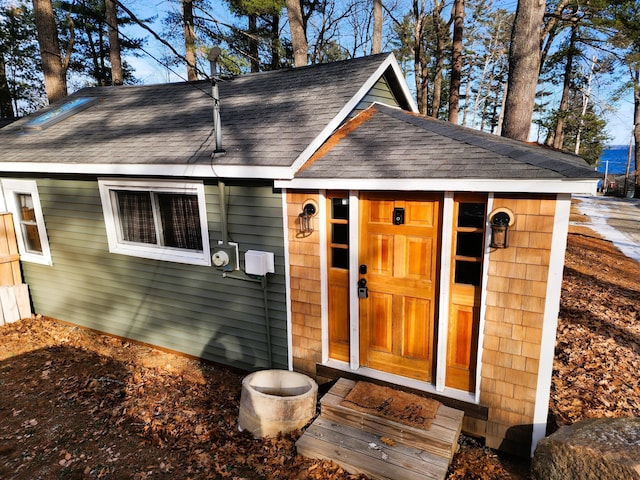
[296,416,449,480]
[296,378,465,480]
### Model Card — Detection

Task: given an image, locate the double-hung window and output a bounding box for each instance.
[98,179,211,266]
[1,179,53,265]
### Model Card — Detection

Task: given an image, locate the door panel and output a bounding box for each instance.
[327,193,350,362]
[402,296,431,359]
[368,233,393,275]
[369,292,393,351]
[406,236,433,279]
[327,279,349,360]
[446,194,486,391]
[359,192,441,382]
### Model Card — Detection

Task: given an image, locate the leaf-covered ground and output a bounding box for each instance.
[0,202,638,479]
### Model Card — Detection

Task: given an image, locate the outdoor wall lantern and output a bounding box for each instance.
[298,199,319,237]
[489,208,515,249]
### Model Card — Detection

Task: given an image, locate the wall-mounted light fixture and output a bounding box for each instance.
[298,199,318,237]
[489,208,515,249]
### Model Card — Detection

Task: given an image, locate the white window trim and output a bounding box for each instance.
[1,179,53,266]
[98,178,211,266]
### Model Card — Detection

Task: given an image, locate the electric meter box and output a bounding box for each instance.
[245,250,275,276]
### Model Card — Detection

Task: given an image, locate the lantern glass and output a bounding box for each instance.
[490,224,508,248]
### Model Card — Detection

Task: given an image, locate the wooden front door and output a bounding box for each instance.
[358,192,441,381]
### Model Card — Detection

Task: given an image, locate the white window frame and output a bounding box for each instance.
[98,178,211,266]
[1,179,53,265]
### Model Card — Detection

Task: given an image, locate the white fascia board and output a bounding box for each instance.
[275,178,599,194]
[289,54,416,173]
[0,162,294,180]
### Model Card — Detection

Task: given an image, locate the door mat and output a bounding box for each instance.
[340,381,440,430]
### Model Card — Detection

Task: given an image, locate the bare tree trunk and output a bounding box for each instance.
[496,81,507,135]
[413,3,428,115]
[461,75,471,125]
[372,0,382,54]
[448,0,464,123]
[540,0,570,73]
[430,1,446,118]
[286,0,308,67]
[552,23,577,149]
[248,14,260,72]
[270,14,281,70]
[105,0,123,85]
[0,55,14,118]
[575,56,597,155]
[183,0,198,81]
[32,0,67,104]
[501,0,546,142]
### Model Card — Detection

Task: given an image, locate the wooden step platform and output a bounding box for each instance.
[296,378,464,480]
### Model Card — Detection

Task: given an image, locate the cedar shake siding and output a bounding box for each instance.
[284,191,564,457]
[20,178,287,371]
[286,191,323,377]
[480,194,556,455]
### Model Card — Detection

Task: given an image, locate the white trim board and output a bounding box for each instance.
[530,193,572,456]
[281,189,294,371]
[276,178,599,194]
[323,359,477,404]
[1,179,53,266]
[0,162,294,180]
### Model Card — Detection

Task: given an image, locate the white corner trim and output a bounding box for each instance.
[281,189,294,371]
[319,190,329,364]
[349,190,360,371]
[436,192,454,392]
[531,193,572,456]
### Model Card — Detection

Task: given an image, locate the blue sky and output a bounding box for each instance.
[120,0,634,146]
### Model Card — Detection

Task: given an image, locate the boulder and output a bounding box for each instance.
[531,417,640,480]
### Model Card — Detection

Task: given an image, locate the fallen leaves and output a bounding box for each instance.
[0,216,637,480]
[551,228,640,427]
[0,318,369,479]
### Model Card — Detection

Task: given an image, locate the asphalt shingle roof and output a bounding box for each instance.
[0,54,395,169]
[297,104,600,180]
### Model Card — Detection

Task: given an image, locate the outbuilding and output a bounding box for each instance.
[0,52,599,456]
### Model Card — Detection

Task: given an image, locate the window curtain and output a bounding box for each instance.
[117,191,157,244]
[158,194,203,250]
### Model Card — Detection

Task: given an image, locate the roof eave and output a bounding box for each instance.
[274,177,599,194]
[0,162,295,180]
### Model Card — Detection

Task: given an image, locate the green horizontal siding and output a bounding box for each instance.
[21,178,287,371]
[354,74,400,115]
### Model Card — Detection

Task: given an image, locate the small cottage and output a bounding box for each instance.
[0,53,599,456]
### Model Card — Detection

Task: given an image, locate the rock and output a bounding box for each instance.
[531,417,640,480]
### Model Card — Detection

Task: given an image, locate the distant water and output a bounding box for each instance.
[599,145,635,175]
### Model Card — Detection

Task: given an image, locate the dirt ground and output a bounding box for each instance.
[1,202,638,479]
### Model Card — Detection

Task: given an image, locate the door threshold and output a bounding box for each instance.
[317,361,488,421]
